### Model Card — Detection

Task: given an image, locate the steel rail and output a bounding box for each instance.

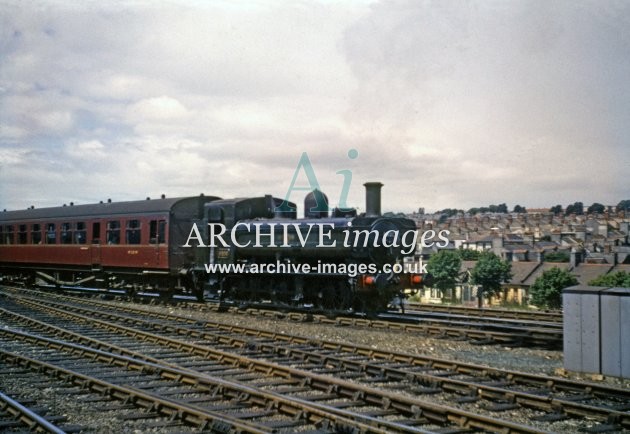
[404,302,563,322]
[6,286,561,347]
[0,390,67,434]
[10,296,629,430]
[0,306,429,434]
[191,304,562,347]
[8,291,627,405]
[4,296,550,434]
[0,312,440,433]
[0,348,271,433]
[0,328,398,434]
[379,310,563,329]
[4,290,621,400]
[298,314,562,348]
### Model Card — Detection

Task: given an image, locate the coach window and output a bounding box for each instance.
[74,222,86,244]
[106,220,120,244]
[46,223,56,244]
[1,226,8,244]
[18,224,28,244]
[32,224,42,244]
[125,219,141,244]
[92,222,101,244]
[61,222,72,244]
[150,219,166,244]
[3,225,14,244]
[1,225,9,244]
[5,225,15,244]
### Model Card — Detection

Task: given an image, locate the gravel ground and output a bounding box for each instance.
[123,301,630,387]
[110,300,629,433]
[10,294,630,433]
[0,364,195,433]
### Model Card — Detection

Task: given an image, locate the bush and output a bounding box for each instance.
[589,271,630,288]
[544,251,570,262]
[530,267,577,309]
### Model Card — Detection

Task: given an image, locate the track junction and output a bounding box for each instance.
[0,285,628,433]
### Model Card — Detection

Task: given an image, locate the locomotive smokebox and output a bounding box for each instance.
[364,182,383,217]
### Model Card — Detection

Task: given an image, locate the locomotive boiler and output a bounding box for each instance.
[196,183,423,310]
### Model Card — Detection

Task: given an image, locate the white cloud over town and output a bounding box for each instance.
[1,0,629,214]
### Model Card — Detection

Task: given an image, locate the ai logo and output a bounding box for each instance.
[275,149,359,214]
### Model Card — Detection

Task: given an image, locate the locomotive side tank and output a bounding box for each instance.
[201,183,423,310]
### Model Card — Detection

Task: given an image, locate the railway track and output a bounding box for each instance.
[0,293,543,433]
[1,288,628,433]
[404,302,563,323]
[0,335,351,433]
[198,306,563,349]
[24,283,563,348]
[0,389,72,433]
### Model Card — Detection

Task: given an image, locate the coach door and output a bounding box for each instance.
[150,219,166,267]
[91,221,102,266]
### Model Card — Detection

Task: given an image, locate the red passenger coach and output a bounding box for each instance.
[0,195,219,298]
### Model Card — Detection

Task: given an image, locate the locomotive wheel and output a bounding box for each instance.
[319,281,354,311]
[333,283,354,310]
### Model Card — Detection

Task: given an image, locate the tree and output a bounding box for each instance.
[529,267,578,309]
[565,202,584,215]
[513,205,527,213]
[617,199,630,212]
[550,205,563,215]
[589,271,630,288]
[426,250,462,302]
[497,203,508,213]
[468,204,507,215]
[587,202,606,214]
[457,247,480,260]
[436,208,462,217]
[470,251,512,308]
[544,251,570,262]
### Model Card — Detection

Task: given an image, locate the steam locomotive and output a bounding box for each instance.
[0,183,424,310]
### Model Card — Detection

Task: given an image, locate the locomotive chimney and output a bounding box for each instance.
[364,182,383,217]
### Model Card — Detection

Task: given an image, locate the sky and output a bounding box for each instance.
[1,0,629,215]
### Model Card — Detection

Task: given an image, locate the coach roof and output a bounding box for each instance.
[0,196,219,222]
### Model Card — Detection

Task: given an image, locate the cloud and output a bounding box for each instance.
[66,139,106,158]
[128,96,189,121]
[339,0,630,209]
[0,0,628,214]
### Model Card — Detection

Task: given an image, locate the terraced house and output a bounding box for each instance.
[410,208,630,305]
